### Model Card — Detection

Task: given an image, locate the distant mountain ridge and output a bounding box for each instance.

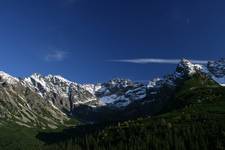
[0,58,225,128]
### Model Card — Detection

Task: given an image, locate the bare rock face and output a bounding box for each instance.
[0,73,68,129]
[207,58,225,78]
[22,74,101,112]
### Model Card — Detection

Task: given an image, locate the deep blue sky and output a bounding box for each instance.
[0,0,224,83]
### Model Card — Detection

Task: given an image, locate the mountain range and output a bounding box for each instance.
[0,58,225,129]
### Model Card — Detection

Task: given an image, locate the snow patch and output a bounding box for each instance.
[0,71,19,84]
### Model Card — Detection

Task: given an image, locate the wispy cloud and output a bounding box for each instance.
[110,58,209,64]
[45,50,68,62]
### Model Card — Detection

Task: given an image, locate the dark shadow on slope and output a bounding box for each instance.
[36,122,113,144]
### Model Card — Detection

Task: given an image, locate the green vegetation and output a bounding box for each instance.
[0,123,42,150]
[1,74,225,150]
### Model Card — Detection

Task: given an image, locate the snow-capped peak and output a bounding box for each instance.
[147,78,162,88]
[174,58,225,86]
[23,73,76,96]
[31,73,42,78]
[3,57,225,110]
[28,73,50,91]
[0,71,19,84]
[107,78,135,89]
[46,74,74,86]
[176,58,204,76]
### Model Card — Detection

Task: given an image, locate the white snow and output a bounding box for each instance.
[147,78,161,88]
[30,73,50,92]
[0,71,19,84]
[47,75,73,85]
[179,59,204,75]
[81,84,97,95]
[100,94,120,104]
[7,57,225,110]
[100,94,130,107]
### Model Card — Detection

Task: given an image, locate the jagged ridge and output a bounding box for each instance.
[0,58,225,128]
